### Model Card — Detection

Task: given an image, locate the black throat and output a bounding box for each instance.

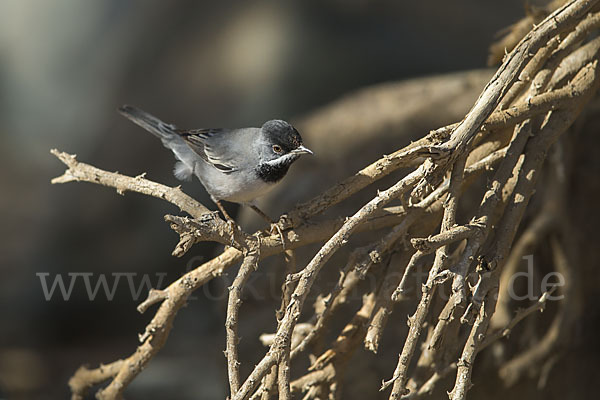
[256,160,294,183]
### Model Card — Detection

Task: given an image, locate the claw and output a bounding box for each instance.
[227,219,237,246]
[270,222,286,250]
[247,204,287,250]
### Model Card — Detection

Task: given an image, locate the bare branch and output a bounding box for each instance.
[433,0,598,157]
[480,289,556,351]
[57,4,600,398]
[226,243,261,395]
[68,361,124,400]
[51,149,212,219]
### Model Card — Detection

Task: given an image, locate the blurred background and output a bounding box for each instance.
[3,1,588,399]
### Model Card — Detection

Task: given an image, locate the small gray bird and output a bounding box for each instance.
[118,105,313,225]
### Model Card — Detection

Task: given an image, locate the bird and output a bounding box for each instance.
[118,105,313,231]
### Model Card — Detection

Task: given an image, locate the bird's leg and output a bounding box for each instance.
[215,199,234,222]
[214,199,238,244]
[249,204,286,249]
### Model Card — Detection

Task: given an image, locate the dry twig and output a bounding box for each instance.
[51,2,600,398]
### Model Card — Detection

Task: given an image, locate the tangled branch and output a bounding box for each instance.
[53,1,600,398]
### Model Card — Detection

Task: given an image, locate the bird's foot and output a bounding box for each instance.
[214,199,240,246]
[248,204,287,249]
[221,219,236,247]
[269,221,287,250]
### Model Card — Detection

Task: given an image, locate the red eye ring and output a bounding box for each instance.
[272,145,283,154]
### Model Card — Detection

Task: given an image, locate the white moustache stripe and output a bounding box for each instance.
[265,153,299,166]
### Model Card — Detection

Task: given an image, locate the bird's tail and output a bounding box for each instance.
[118,105,178,140]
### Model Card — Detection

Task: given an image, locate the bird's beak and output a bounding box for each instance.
[292,145,314,155]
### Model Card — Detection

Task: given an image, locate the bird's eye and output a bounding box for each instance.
[272,145,283,154]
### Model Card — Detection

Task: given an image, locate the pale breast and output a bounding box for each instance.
[194,161,277,204]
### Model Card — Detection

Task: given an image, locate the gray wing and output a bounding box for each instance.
[177,128,240,173]
[178,127,261,174]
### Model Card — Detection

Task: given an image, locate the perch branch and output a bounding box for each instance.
[51,149,212,219]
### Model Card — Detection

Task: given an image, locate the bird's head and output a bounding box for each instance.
[259,120,313,165]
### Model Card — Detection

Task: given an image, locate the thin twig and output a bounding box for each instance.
[385,154,467,398]
[448,63,599,399]
[234,165,428,400]
[55,6,600,398]
[480,289,556,351]
[431,0,598,157]
[226,242,261,395]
